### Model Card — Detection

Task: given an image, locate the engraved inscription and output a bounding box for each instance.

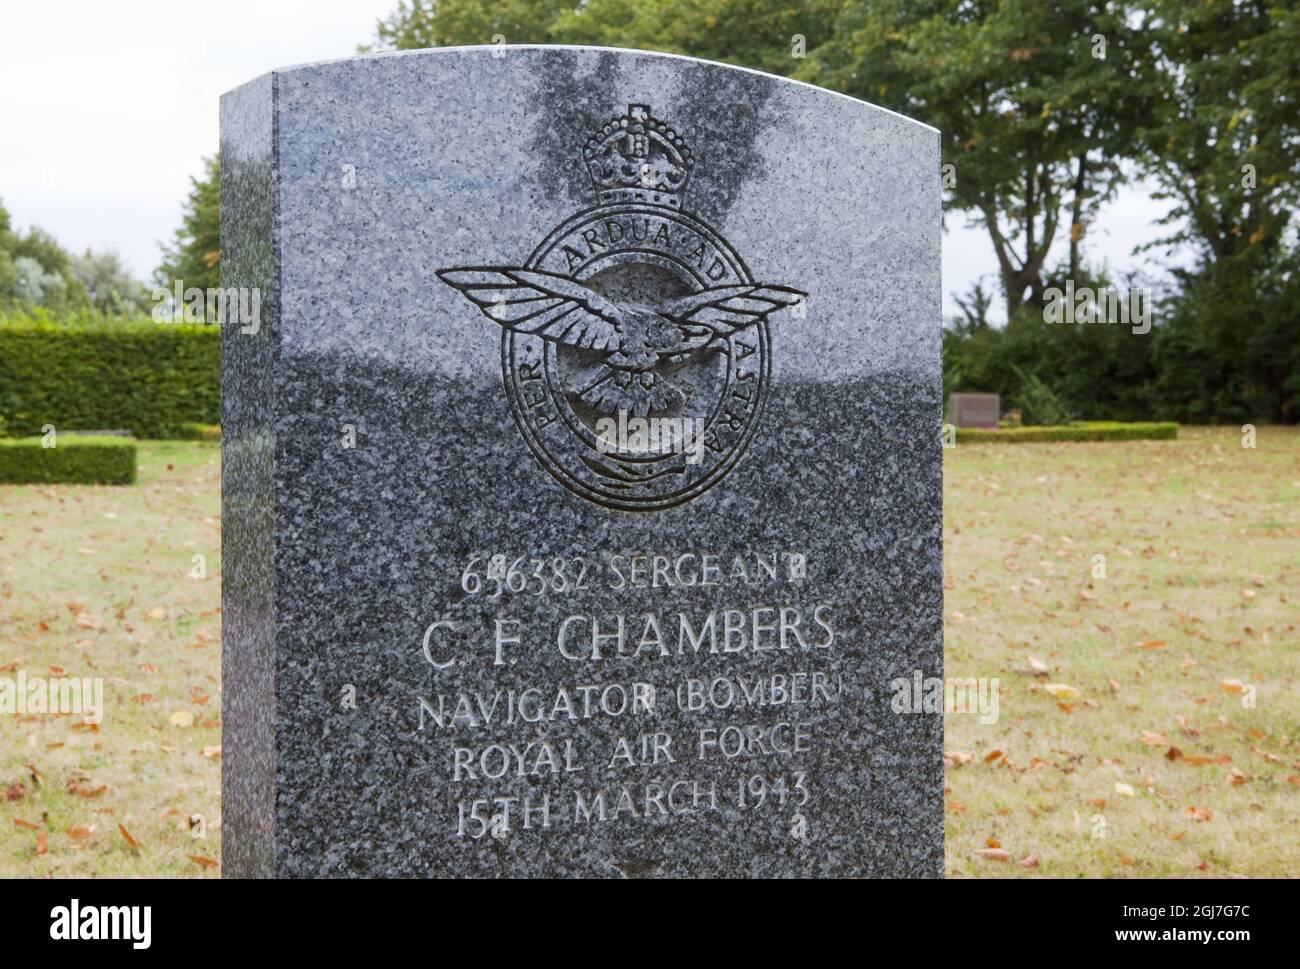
[418,547,843,843]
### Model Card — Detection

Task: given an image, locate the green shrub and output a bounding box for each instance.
[0,312,218,438]
[956,421,1178,444]
[0,435,136,484]
[177,422,222,441]
[1011,364,1074,426]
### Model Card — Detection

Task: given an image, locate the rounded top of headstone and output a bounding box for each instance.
[235,44,938,136]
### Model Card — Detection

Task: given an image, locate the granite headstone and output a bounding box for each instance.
[221,46,942,878]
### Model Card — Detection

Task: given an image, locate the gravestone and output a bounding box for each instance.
[947,392,1000,429]
[221,46,942,878]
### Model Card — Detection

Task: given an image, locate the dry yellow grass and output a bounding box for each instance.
[0,441,222,877]
[944,426,1300,877]
[0,429,1295,877]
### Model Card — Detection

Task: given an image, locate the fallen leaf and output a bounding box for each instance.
[169,710,195,728]
[1018,853,1039,869]
[974,848,1011,862]
[119,824,142,851]
[1140,731,1170,746]
[1185,806,1213,822]
[188,854,219,869]
[1115,782,1135,797]
[1220,679,1245,694]
[13,818,39,830]
[984,749,1003,764]
[1135,640,1167,650]
[1043,683,1081,700]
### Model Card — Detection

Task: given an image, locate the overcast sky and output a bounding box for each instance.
[0,0,1187,322]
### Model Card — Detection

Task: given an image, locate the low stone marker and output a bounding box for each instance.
[221,46,942,878]
[947,393,1001,429]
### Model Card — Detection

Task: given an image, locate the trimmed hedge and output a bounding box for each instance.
[0,436,137,484]
[0,316,219,438]
[956,421,1179,444]
[177,422,222,442]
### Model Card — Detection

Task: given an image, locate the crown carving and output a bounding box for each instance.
[584,104,694,209]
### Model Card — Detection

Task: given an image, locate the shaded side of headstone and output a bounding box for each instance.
[219,73,278,878]
[222,47,942,878]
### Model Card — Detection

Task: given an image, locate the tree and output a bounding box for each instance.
[157,154,220,295]
[801,0,1159,319]
[1139,0,1295,266]
[1137,0,1300,422]
[13,256,66,307]
[365,0,573,49]
[365,0,839,79]
[0,202,17,305]
[0,197,88,313]
[71,248,148,315]
[553,0,839,77]
[951,279,995,333]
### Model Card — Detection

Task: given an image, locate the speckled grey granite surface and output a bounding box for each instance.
[221,46,941,878]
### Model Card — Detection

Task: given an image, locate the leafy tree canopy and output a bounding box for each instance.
[156,154,220,294]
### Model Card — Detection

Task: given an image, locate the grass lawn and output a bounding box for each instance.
[0,441,222,877]
[944,425,1299,877]
[0,428,1295,877]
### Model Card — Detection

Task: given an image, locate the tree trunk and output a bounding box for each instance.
[1069,152,1089,279]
